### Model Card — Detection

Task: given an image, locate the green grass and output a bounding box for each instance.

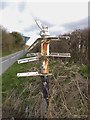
[2,57,88,104]
[2,51,12,57]
[0,50,2,57]
[2,49,24,57]
[79,64,90,78]
[2,59,39,102]
[2,58,88,118]
[2,63,26,91]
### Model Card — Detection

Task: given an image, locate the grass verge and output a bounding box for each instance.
[2,58,88,118]
[2,59,39,102]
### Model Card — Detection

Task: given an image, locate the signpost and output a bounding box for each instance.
[17,20,71,117]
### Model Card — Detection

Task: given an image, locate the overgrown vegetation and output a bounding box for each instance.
[0,25,25,56]
[2,27,89,118]
[79,64,90,78]
[2,60,41,118]
[2,59,88,118]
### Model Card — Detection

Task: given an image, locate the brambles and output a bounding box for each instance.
[2,61,88,118]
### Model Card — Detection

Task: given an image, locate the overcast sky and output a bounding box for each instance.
[0,1,88,46]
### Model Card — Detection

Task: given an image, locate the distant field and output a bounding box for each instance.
[2,51,12,57]
[2,49,22,57]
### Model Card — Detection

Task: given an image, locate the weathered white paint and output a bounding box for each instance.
[17,72,52,77]
[17,57,39,64]
[48,53,71,57]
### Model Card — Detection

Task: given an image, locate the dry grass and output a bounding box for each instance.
[2,60,88,119]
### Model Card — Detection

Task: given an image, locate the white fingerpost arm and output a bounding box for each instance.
[17,57,39,64]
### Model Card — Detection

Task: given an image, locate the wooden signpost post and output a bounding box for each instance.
[17,20,71,117]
